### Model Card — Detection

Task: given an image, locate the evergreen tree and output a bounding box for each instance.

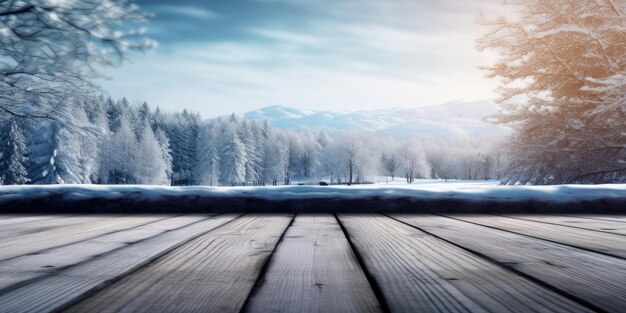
[28,120,82,184]
[28,121,61,184]
[74,106,101,183]
[155,128,174,184]
[136,121,169,185]
[220,130,246,185]
[240,121,262,184]
[196,122,221,186]
[106,114,139,184]
[107,97,124,133]
[0,121,30,185]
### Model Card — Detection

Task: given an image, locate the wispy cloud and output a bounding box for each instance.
[110,0,509,116]
[151,5,219,19]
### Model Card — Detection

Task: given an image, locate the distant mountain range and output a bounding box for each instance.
[226,99,511,139]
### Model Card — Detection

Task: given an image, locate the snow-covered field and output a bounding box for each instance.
[0,181,625,213]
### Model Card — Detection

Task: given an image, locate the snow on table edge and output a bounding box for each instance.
[0,184,624,204]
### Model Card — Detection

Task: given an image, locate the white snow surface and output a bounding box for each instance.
[0,182,624,203]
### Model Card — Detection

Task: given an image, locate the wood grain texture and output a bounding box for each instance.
[0,215,171,261]
[0,215,61,225]
[393,214,626,313]
[0,214,239,313]
[0,215,209,291]
[245,214,382,313]
[564,214,626,223]
[343,214,592,313]
[0,215,118,240]
[451,214,626,258]
[62,214,293,313]
[502,214,626,236]
[337,215,480,313]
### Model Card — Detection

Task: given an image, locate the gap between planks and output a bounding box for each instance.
[61,214,293,313]
[342,214,592,313]
[0,215,214,293]
[243,214,384,313]
[500,215,626,236]
[0,215,174,261]
[445,214,626,259]
[390,214,626,313]
[0,214,241,313]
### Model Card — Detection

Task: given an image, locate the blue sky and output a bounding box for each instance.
[101,0,507,117]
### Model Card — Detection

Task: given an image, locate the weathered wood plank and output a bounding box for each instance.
[392,214,626,313]
[451,214,626,258]
[0,215,210,291]
[339,214,589,313]
[565,215,626,223]
[0,214,240,313]
[244,214,382,313]
[0,215,61,225]
[0,215,111,240]
[503,214,626,236]
[0,215,170,261]
[62,214,293,313]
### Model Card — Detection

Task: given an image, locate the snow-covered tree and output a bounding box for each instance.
[164,111,200,185]
[0,0,153,125]
[478,0,626,184]
[196,122,221,186]
[28,120,83,184]
[28,121,60,184]
[381,152,400,181]
[106,114,138,184]
[74,106,101,183]
[155,128,173,183]
[261,131,289,185]
[135,122,169,185]
[240,121,263,184]
[0,121,29,185]
[398,141,430,183]
[319,141,347,184]
[220,128,247,185]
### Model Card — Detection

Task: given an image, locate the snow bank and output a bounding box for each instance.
[0,183,624,213]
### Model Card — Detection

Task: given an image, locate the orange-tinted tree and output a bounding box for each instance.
[478,0,625,184]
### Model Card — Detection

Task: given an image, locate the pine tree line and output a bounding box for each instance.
[0,96,505,186]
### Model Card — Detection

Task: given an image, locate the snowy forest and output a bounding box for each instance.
[0,98,505,186]
[0,0,624,186]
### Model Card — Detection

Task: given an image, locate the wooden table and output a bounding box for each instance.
[0,213,624,313]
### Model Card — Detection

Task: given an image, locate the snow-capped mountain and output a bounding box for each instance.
[230,99,510,139]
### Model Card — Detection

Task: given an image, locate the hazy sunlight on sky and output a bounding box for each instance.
[102,0,509,117]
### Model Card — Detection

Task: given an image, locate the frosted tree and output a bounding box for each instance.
[240,121,262,185]
[0,121,29,185]
[381,152,400,182]
[262,131,289,185]
[107,98,127,133]
[28,121,61,184]
[135,123,169,185]
[196,123,221,186]
[28,120,82,184]
[298,131,321,178]
[261,120,271,140]
[342,134,365,184]
[74,106,101,183]
[478,0,626,184]
[319,141,347,184]
[155,128,173,183]
[251,122,267,185]
[164,111,200,184]
[220,129,247,185]
[0,0,153,126]
[106,114,138,184]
